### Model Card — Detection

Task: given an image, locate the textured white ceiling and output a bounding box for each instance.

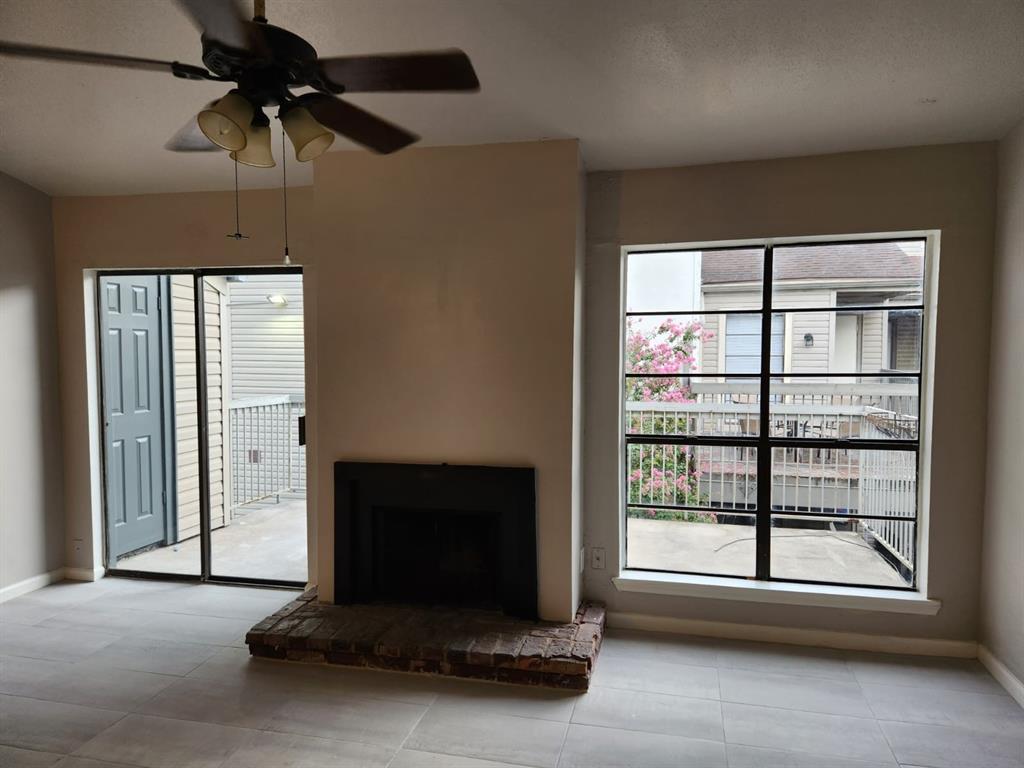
[1,0,1022,196]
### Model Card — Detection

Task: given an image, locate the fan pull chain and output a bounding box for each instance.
[226,156,248,240]
[281,127,290,265]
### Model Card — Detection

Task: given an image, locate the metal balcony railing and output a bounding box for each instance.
[228,395,306,509]
[626,379,918,574]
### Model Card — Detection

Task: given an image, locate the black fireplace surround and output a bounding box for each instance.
[334,462,538,619]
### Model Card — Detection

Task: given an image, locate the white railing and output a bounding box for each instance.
[626,380,918,574]
[860,419,916,570]
[228,395,306,509]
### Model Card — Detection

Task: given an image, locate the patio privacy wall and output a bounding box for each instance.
[50,139,585,621]
[584,142,997,641]
[0,171,65,593]
[981,118,1024,681]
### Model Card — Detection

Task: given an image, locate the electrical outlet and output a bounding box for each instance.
[590,547,606,570]
[73,538,83,553]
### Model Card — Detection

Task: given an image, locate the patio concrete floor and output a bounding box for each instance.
[119,500,904,588]
[627,517,909,587]
[117,495,307,583]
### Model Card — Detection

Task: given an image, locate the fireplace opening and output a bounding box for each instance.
[372,507,500,608]
[336,462,538,618]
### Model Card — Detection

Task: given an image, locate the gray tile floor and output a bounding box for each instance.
[1,578,1021,768]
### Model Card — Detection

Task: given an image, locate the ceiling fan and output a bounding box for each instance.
[0,0,480,167]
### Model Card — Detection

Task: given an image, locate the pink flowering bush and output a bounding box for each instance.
[625,317,715,522]
[625,317,713,403]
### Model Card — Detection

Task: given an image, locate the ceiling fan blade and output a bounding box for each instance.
[175,0,265,53]
[318,48,479,92]
[301,94,419,154]
[165,114,221,152]
[0,40,180,72]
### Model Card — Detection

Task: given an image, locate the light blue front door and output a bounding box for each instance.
[100,276,167,559]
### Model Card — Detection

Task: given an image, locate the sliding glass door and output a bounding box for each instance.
[98,268,306,587]
[205,272,308,584]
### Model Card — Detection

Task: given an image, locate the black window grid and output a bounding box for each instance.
[622,239,925,590]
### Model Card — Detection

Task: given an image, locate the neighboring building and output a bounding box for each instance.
[226,274,306,400]
[698,241,924,376]
[170,275,228,541]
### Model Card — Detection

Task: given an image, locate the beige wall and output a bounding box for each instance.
[584,142,997,640]
[51,187,317,581]
[571,161,586,610]
[312,140,583,620]
[50,140,583,620]
[0,172,66,592]
[981,119,1024,678]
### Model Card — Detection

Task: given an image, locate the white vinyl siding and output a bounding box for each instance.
[861,310,885,372]
[170,276,227,541]
[228,275,305,399]
[776,287,831,374]
[698,312,721,375]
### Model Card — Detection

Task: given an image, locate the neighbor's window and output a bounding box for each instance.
[623,238,927,589]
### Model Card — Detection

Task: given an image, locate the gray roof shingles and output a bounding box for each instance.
[701,241,924,285]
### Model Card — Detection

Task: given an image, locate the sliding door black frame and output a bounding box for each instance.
[97,266,305,590]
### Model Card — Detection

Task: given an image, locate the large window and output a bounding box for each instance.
[623,237,928,589]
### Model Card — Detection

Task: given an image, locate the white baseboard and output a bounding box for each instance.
[607,610,978,658]
[63,566,105,582]
[0,568,66,604]
[979,645,1024,708]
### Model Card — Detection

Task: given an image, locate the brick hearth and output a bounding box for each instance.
[245,590,605,690]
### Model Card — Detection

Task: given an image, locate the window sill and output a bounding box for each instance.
[612,571,941,615]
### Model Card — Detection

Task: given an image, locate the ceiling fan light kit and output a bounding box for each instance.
[0,0,479,158]
[230,113,276,167]
[1,0,480,249]
[281,106,334,162]
[198,90,253,151]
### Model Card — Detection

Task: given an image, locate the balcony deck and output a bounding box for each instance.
[117,495,307,583]
[627,517,909,588]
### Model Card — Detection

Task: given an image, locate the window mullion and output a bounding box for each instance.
[756,246,774,580]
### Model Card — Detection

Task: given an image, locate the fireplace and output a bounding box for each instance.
[334,462,538,619]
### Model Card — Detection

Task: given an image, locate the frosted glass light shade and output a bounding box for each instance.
[230,123,275,168]
[282,107,334,161]
[198,92,253,151]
